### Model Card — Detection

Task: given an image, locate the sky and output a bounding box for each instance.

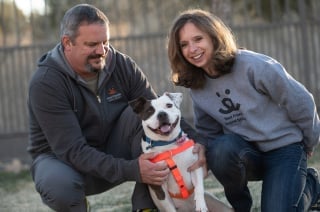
[14,0,45,15]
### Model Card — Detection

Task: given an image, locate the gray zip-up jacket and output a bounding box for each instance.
[191,50,320,153]
[28,44,204,183]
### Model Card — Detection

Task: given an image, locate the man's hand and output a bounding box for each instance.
[139,152,170,185]
[187,143,208,177]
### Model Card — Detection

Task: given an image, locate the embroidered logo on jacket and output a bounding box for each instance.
[108,88,117,95]
[106,87,122,102]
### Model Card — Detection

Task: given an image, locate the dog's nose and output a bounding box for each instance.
[157,111,168,121]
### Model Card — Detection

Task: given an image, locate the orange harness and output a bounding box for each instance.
[150,139,195,199]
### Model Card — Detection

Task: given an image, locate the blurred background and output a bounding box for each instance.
[0,0,319,169]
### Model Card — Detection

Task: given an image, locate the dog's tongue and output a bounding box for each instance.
[160,125,171,133]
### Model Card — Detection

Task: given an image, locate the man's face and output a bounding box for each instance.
[63,23,109,78]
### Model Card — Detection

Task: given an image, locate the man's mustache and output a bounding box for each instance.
[88,54,106,59]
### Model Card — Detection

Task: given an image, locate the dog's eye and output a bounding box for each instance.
[166,103,173,108]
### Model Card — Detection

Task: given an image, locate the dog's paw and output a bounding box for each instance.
[195,203,208,212]
[195,199,208,212]
[195,206,208,212]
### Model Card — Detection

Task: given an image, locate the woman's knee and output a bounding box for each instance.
[207,134,245,159]
[206,134,253,173]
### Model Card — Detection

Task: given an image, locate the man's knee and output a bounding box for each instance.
[40,188,86,212]
[32,154,87,211]
[119,106,142,131]
[35,171,86,211]
[110,106,143,158]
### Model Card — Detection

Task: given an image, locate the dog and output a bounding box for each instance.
[130,92,233,212]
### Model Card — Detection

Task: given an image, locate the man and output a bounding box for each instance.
[28,4,206,211]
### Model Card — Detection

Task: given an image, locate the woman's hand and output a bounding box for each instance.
[187,143,208,177]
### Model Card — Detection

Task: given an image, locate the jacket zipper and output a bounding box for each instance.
[96,72,101,103]
[96,95,101,103]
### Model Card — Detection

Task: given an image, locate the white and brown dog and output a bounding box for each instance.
[130,92,233,212]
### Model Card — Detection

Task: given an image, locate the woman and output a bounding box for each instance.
[167,9,320,212]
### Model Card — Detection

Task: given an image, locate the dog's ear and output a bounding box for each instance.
[129,97,147,114]
[164,92,183,108]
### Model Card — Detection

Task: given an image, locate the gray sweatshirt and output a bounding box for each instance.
[191,50,320,152]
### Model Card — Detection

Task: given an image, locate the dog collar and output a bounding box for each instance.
[143,131,186,150]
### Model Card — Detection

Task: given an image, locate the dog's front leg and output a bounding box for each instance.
[191,168,208,212]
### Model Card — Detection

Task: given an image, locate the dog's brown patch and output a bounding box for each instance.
[129,97,155,120]
[150,185,165,200]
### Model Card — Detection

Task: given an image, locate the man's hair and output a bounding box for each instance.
[60,4,109,42]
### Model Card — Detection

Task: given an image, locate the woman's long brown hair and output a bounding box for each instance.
[167,9,237,89]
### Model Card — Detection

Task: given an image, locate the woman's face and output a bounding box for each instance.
[178,22,214,74]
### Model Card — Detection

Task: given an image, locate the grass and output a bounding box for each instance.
[0,170,32,192]
[0,151,319,212]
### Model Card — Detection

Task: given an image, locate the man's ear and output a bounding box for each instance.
[61,36,72,51]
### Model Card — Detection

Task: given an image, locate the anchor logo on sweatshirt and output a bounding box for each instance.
[216,89,240,114]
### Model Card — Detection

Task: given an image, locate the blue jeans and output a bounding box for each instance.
[206,134,315,212]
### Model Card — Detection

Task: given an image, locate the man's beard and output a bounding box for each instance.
[86,54,106,73]
[85,63,104,73]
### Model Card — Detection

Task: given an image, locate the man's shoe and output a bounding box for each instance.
[308,167,320,211]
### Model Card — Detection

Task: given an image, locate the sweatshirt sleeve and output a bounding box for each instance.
[192,99,223,145]
[180,117,208,146]
[252,59,320,152]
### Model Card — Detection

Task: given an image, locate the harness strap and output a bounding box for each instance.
[169,187,195,199]
[166,158,191,199]
[150,140,195,199]
[150,140,194,163]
